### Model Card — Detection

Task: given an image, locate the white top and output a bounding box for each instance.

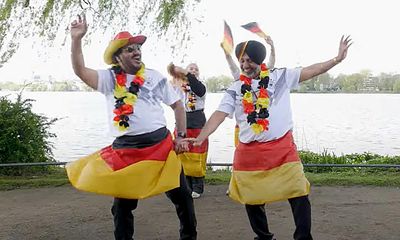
[97,68,180,137]
[217,67,301,143]
[173,85,206,112]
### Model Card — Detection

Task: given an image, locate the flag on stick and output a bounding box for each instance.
[241,22,268,39]
[221,20,234,54]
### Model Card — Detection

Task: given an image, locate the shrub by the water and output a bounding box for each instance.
[0,93,57,176]
[300,150,400,173]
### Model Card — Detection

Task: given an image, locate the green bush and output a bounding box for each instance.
[300,150,400,173]
[0,93,57,176]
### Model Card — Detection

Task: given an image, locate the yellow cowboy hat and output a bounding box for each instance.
[103,31,147,65]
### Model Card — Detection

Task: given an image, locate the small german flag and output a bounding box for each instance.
[241,22,268,39]
[221,20,234,54]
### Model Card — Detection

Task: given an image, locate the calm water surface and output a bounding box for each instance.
[2,91,399,163]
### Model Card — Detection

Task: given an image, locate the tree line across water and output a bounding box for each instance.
[1,70,400,93]
[204,70,400,93]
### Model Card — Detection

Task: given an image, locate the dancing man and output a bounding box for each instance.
[67,15,197,240]
[190,35,352,240]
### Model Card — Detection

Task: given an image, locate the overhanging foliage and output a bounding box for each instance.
[0,0,202,65]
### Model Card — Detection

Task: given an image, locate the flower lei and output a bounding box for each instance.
[112,64,145,131]
[239,63,270,134]
[181,82,196,111]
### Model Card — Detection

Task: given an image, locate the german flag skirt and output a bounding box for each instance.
[66,134,181,199]
[228,131,310,205]
[177,128,208,177]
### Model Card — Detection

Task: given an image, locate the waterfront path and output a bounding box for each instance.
[1,185,399,239]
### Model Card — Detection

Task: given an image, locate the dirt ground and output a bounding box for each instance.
[1,185,399,240]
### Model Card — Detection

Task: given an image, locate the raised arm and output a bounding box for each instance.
[300,35,352,83]
[220,43,241,80]
[264,36,275,69]
[168,64,206,97]
[186,73,206,97]
[70,14,98,90]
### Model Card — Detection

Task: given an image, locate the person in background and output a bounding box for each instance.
[168,62,208,199]
[190,35,352,240]
[221,35,276,146]
[67,14,197,240]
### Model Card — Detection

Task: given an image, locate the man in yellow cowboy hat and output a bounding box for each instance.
[68,14,197,240]
[188,36,352,240]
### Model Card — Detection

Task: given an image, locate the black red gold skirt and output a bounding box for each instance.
[228,131,310,204]
[66,129,181,199]
[176,128,208,177]
[177,110,208,177]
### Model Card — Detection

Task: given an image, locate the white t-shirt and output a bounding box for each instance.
[97,68,180,137]
[217,67,301,143]
[173,85,206,112]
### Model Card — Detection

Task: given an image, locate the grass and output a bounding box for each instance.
[0,168,69,191]
[205,169,400,187]
[1,168,399,191]
[306,171,400,186]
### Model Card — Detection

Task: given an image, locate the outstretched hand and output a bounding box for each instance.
[70,14,88,40]
[336,35,353,62]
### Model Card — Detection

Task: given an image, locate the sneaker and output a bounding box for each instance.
[191,191,201,199]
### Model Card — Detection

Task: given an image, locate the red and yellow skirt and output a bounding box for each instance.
[228,131,310,205]
[176,128,208,177]
[66,134,181,199]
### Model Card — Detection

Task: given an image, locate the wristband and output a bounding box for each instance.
[177,132,186,138]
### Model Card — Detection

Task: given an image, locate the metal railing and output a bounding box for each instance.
[0,162,68,167]
[1,162,400,169]
[206,163,400,168]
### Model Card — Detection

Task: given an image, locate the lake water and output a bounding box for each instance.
[2,91,400,163]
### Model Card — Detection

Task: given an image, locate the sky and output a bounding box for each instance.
[1,0,400,83]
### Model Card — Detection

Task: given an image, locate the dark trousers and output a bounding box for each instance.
[245,195,313,240]
[185,176,204,194]
[111,172,197,240]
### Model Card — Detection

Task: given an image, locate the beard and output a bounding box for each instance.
[122,58,142,74]
[243,65,261,79]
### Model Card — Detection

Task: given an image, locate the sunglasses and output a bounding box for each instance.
[123,44,141,53]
